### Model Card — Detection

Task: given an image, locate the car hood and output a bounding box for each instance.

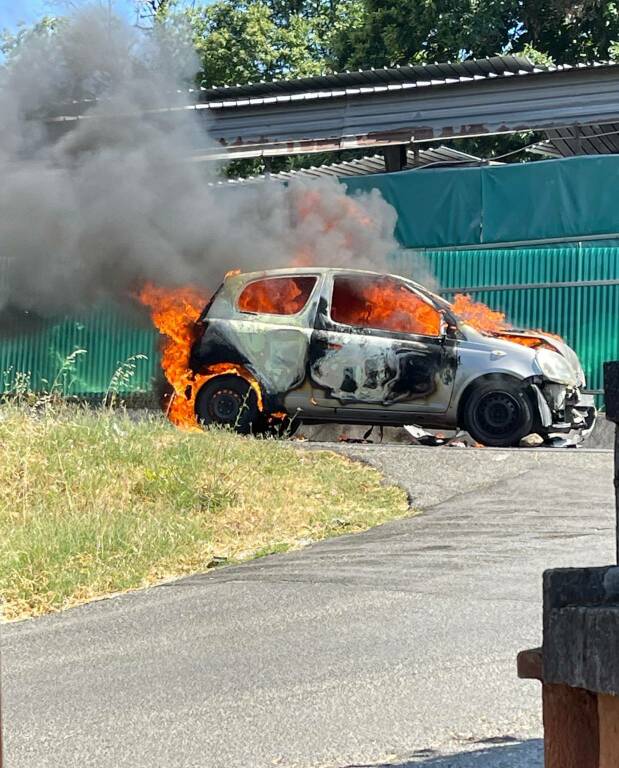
[493,329,586,388]
[457,323,586,388]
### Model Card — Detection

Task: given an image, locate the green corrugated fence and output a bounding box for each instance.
[0,306,158,396]
[2,154,619,398]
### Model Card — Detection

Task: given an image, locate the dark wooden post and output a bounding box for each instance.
[603,361,619,563]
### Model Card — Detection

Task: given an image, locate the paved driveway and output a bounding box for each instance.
[2,446,615,767]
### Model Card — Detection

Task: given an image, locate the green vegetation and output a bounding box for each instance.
[0,404,409,620]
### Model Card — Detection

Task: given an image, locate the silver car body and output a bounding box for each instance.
[191,267,596,437]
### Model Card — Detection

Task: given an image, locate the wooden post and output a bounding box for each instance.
[603,361,619,563]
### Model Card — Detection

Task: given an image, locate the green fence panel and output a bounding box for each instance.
[0,306,158,395]
[481,156,619,245]
[3,156,619,398]
[2,245,616,397]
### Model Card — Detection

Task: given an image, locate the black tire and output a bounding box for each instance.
[195,375,260,434]
[462,378,534,448]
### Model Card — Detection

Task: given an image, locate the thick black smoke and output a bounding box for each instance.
[0,7,399,317]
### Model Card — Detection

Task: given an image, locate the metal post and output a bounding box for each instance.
[603,361,619,562]
[383,144,408,172]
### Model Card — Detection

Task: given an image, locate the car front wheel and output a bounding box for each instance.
[462,379,534,448]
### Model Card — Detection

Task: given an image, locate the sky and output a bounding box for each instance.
[0,0,137,31]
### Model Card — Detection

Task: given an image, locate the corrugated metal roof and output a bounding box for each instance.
[542,123,619,156]
[194,56,619,109]
[45,56,619,161]
[525,141,564,159]
[196,62,619,158]
[196,55,548,106]
[215,146,490,185]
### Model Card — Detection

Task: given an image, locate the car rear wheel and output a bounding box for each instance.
[195,375,259,434]
[462,379,534,448]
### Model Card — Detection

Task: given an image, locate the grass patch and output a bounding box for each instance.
[0,404,409,620]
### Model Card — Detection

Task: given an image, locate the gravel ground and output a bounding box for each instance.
[2,444,615,768]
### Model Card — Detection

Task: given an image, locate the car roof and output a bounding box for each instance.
[227,266,450,310]
[229,265,425,284]
[231,266,378,278]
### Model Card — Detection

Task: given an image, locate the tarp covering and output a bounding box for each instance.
[344,155,619,249]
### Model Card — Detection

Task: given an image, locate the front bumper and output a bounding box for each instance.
[567,391,597,437]
[533,383,597,442]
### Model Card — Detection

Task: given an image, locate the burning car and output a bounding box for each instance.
[186,268,595,447]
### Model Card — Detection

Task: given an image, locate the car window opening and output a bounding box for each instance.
[331,275,441,336]
[238,276,317,315]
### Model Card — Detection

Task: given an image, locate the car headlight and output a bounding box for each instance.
[535,349,577,387]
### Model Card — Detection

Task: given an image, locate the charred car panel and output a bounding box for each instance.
[309,330,457,408]
[189,267,596,446]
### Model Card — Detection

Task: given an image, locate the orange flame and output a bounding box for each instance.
[333,276,441,335]
[451,294,509,333]
[498,333,556,351]
[137,282,263,429]
[451,294,562,351]
[238,275,316,315]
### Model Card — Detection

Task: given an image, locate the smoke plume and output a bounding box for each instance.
[0,7,399,317]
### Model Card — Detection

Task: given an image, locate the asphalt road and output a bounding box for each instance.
[2,445,615,768]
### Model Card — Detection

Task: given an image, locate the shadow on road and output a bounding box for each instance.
[343,737,543,767]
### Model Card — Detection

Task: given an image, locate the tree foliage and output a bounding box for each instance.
[171,0,363,87]
[334,1,619,71]
[1,16,64,63]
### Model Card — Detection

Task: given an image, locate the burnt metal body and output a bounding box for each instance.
[190,268,595,442]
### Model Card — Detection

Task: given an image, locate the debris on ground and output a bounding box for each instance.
[404,425,484,448]
[519,433,545,448]
[546,433,581,448]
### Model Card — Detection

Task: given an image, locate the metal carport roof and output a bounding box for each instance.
[212,146,492,184]
[46,55,619,161]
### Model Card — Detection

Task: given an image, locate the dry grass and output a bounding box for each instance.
[0,404,409,620]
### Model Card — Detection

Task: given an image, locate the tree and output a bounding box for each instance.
[171,0,361,87]
[334,1,619,71]
[135,0,173,30]
[1,16,64,63]
[334,0,524,70]
[521,0,619,63]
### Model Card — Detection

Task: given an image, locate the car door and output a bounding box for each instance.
[309,272,458,413]
[226,273,322,400]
